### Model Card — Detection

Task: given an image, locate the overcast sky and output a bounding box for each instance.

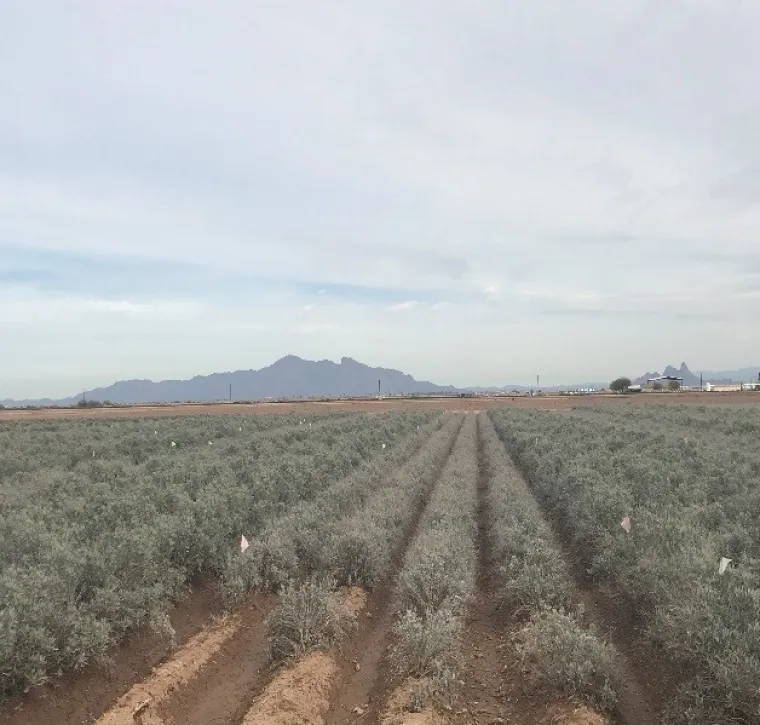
[2,1,760,397]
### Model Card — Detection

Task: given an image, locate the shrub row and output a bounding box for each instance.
[0,410,435,698]
[0,411,346,476]
[489,407,760,725]
[220,413,460,602]
[478,414,621,713]
[390,415,479,705]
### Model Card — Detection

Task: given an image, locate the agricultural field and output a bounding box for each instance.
[1,403,758,725]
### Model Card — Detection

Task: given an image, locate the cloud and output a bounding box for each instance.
[3,1,760,395]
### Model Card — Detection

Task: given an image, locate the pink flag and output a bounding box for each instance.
[621,516,631,534]
[240,535,249,553]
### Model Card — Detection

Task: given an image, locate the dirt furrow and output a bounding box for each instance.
[3,580,217,725]
[322,417,467,725]
[158,595,276,725]
[492,438,660,725]
[449,415,509,725]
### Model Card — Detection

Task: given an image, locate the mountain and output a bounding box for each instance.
[634,362,760,386]
[1,356,460,406]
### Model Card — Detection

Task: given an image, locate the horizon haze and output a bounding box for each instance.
[3,2,760,398]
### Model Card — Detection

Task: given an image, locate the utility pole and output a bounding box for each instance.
[378,379,381,397]
[229,383,232,403]
[537,374,540,391]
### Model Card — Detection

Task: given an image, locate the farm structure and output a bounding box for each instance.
[1,402,759,725]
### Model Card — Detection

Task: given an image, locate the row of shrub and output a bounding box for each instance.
[0,410,435,698]
[489,407,760,725]
[0,411,347,476]
[390,415,479,706]
[478,413,621,714]
[221,413,463,603]
[263,414,466,664]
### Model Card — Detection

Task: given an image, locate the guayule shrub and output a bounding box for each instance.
[390,415,478,707]
[0,409,436,698]
[513,608,621,713]
[489,406,760,725]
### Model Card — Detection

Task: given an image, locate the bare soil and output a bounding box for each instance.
[240,652,338,725]
[97,612,242,725]
[3,389,759,422]
[379,680,445,725]
[158,594,275,725]
[3,580,217,725]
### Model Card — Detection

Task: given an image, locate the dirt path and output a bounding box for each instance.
[566,553,676,724]
[158,595,275,725]
[3,581,217,725]
[322,418,468,725]
[449,416,510,724]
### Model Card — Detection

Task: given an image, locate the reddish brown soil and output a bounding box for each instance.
[2,389,759,422]
[158,594,275,725]
[240,651,338,725]
[3,580,217,725]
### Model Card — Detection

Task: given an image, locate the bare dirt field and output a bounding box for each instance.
[2,389,759,422]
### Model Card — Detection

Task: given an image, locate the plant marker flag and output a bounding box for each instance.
[240,535,249,553]
[171,441,176,448]
[621,516,632,534]
[719,557,732,575]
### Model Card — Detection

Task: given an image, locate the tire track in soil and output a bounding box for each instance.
[322,415,468,725]
[158,594,276,725]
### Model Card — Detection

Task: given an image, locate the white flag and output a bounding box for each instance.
[621,516,631,534]
[208,441,213,445]
[718,557,732,575]
[171,441,176,448]
[382,443,386,449]
[240,535,249,553]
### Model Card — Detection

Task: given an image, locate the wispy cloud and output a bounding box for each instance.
[3,1,760,396]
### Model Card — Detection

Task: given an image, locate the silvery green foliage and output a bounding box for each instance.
[478,414,573,614]
[266,578,345,663]
[489,406,760,725]
[218,414,453,602]
[392,607,462,680]
[479,413,620,712]
[391,416,479,704]
[320,415,464,588]
[512,608,621,713]
[0,409,436,698]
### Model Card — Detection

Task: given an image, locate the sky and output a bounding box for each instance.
[2,1,760,398]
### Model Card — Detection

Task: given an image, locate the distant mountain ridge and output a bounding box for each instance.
[1,356,459,406]
[4,356,760,407]
[633,362,760,386]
